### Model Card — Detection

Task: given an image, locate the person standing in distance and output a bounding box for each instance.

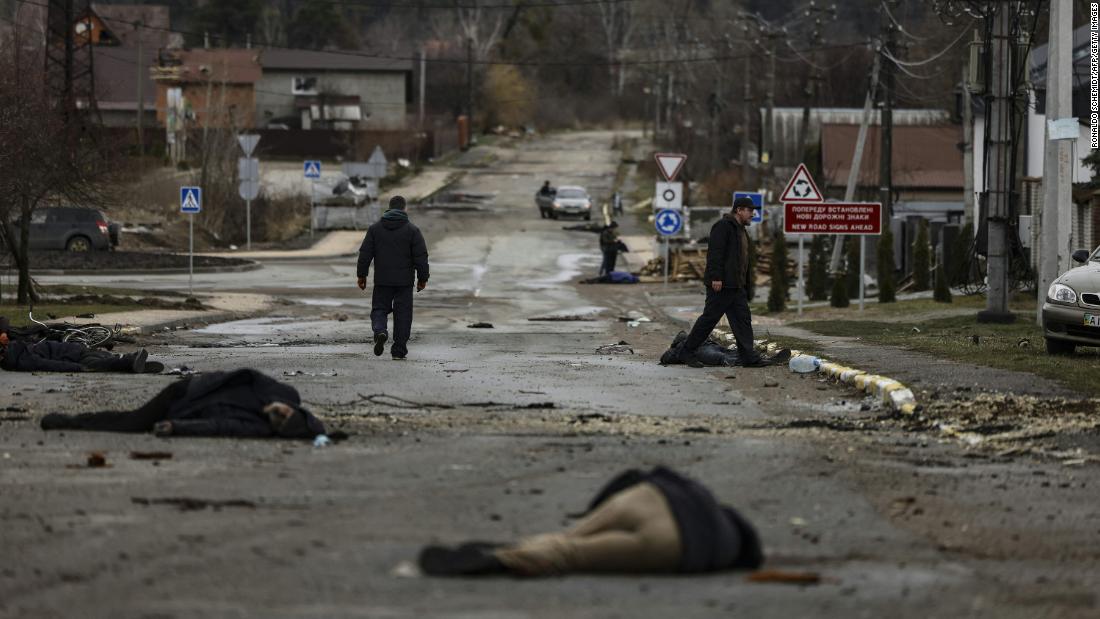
[679,196,765,368]
[357,195,429,360]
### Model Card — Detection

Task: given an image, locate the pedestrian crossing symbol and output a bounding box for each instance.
[180,186,202,213]
[303,160,322,179]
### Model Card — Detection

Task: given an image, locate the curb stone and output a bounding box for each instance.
[711,328,918,415]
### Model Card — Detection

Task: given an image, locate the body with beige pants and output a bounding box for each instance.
[419,467,763,576]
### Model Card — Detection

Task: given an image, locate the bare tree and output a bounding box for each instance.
[0,37,115,304]
[595,0,636,96]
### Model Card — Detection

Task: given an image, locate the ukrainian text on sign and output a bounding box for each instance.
[783,202,882,235]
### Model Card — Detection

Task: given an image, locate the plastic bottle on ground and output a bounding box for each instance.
[788,355,821,373]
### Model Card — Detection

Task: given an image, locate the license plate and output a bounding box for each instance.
[1086,314,1100,328]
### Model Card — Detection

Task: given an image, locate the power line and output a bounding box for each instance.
[881,27,970,67]
[13,0,869,69]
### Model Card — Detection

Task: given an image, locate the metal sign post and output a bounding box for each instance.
[304,160,322,238]
[859,237,866,311]
[237,135,261,250]
[180,186,202,297]
[655,208,683,288]
[798,235,805,315]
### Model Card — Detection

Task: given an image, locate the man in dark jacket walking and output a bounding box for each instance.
[598,221,624,276]
[357,195,430,360]
[679,196,765,368]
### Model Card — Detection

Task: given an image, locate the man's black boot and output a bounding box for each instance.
[373,331,388,356]
[680,351,704,368]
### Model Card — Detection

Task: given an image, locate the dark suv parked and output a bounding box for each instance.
[5,207,118,251]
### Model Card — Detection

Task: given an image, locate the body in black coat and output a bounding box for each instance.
[1,340,147,373]
[40,369,326,438]
[586,466,763,572]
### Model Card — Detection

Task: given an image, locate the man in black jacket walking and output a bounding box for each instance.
[357,195,430,360]
[679,196,765,368]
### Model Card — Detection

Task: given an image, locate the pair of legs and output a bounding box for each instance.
[681,286,761,364]
[599,249,618,276]
[78,348,148,373]
[493,482,683,575]
[371,285,414,358]
[42,378,190,432]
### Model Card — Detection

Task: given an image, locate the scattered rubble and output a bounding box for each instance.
[596,341,634,355]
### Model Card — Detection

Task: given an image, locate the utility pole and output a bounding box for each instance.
[418,47,426,130]
[763,32,778,176]
[1038,0,1073,321]
[665,70,674,134]
[978,1,1015,323]
[465,37,473,124]
[879,13,895,227]
[741,52,752,185]
[962,63,974,225]
[828,52,882,272]
[135,19,144,160]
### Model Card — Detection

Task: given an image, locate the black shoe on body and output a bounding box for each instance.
[131,349,148,374]
[418,544,508,577]
[144,361,165,374]
[373,331,388,356]
[41,413,77,431]
[741,356,770,368]
[680,352,704,368]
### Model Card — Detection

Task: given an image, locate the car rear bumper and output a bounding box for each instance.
[1042,302,1100,346]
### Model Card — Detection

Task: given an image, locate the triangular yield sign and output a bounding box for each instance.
[368,146,387,165]
[654,153,687,181]
[779,163,823,203]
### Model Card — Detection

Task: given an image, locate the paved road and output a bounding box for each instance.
[3,132,1098,618]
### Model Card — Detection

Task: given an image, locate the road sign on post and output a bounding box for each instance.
[238,134,260,157]
[734,191,764,224]
[366,146,388,179]
[179,186,202,296]
[238,157,260,249]
[304,160,322,179]
[654,153,687,181]
[654,181,683,210]
[783,201,883,314]
[304,160,322,238]
[779,163,824,203]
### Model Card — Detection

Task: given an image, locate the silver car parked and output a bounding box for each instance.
[1042,245,1100,354]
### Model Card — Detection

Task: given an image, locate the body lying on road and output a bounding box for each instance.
[419,467,762,577]
[40,369,325,439]
[1,332,161,374]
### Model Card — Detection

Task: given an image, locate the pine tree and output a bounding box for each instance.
[807,235,828,301]
[767,233,787,312]
[950,222,973,286]
[877,228,897,303]
[845,236,861,298]
[933,263,952,303]
[830,271,850,307]
[912,218,931,291]
[773,232,790,300]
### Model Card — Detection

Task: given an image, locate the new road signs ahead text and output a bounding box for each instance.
[784,202,883,235]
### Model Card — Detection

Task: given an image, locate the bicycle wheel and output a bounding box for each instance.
[63,326,114,349]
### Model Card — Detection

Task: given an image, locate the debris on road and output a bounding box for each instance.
[319,312,349,322]
[283,370,338,377]
[85,452,108,468]
[131,497,257,511]
[746,570,822,585]
[129,451,173,461]
[468,322,494,328]
[596,341,634,355]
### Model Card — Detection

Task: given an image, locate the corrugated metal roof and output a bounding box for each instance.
[821,123,964,189]
[259,48,414,73]
[93,46,158,107]
[154,49,262,84]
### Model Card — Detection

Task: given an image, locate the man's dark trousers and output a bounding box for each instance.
[682,286,758,362]
[372,285,414,357]
[600,249,618,276]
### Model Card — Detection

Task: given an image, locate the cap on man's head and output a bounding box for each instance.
[733,196,756,210]
[389,195,407,211]
[609,220,619,228]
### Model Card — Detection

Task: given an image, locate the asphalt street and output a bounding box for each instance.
[2,131,1098,618]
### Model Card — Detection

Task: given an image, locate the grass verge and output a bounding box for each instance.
[793,312,1100,396]
[2,303,138,327]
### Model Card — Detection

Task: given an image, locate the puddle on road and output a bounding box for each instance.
[195,317,342,335]
[524,253,598,289]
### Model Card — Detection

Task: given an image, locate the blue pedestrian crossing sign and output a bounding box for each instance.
[180,186,202,213]
[734,191,764,223]
[304,160,322,179]
[655,208,683,236]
